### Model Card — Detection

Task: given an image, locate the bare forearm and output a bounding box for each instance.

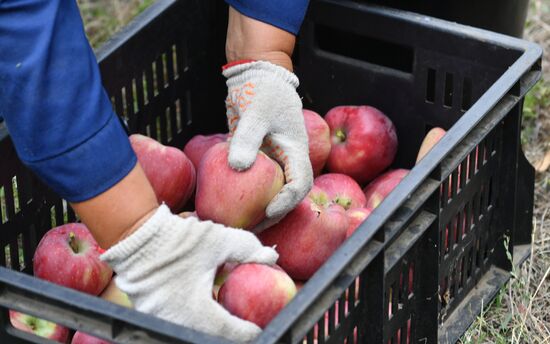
[226,7,295,71]
[70,164,159,249]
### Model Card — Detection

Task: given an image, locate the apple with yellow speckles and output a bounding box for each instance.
[71,331,112,344]
[314,173,366,210]
[100,277,132,308]
[130,134,196,212]
[259,186,349,280]
[195,142,284,229]
[345,207,372,238]
[363,169,409,209]
[326,105,398,184]
[416,127,446,163]
[33,223,112,295]
[9,310,69,343]
[303,109,331,176]
[218,263,297,328]
[183,133,228,171]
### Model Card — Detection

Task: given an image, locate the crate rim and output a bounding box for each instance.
[0,268,232,344]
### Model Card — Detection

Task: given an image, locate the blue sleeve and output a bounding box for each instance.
[0,0,136,202]
[225,0,310,35]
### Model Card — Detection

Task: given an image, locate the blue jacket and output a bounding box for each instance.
[0,0,309,202]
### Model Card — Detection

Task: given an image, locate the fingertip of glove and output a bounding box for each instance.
[247,246,279,266]
[230,321,262,343]
[207,300,262,343]
[228,149,255,171]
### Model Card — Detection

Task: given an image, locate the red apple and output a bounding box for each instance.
[303,109,331,176]
[416,127,446,163]
[33,223,112,295]
[183,133,228,171]
[314,173,366,210]
[100,277,132,308]
[218,264,297,328]
[130,134,196,211]
[195,142,284,229]
[294,280,306,292]
[259,186,349,280]
[72,331,111,344]
[325,106,398,184]
[363,169,409,209]
[346,207,372,238]
[9,310,69,343]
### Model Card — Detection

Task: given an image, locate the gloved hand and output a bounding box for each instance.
[223,60,313,232]
[100,204,278,343]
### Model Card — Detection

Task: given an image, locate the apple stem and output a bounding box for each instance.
[335,129,346,143]
[68,232,79,254]
[335,197,352,210]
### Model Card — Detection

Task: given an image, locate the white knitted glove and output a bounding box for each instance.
[100,205,278,343]
[223,61,313,232]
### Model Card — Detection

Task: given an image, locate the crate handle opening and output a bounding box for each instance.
[315,24,414,74]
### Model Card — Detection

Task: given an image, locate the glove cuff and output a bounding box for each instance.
[223,60,299,88]
[100,204,171,266]
[222,59,256,70]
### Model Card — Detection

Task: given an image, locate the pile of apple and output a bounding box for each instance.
[11,223,132,343]
[15,105,446,343]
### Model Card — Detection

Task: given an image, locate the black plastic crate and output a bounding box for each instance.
[357,0,530,38]
[0,0,542,343]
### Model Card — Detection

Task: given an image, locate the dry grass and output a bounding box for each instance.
[462,1,550,343]
[78,0,155,48]
[78,1,550,342]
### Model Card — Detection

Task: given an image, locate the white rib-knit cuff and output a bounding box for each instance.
[100,204,171,265]
[223,60,299,88]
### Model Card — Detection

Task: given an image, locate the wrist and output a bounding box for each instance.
[226,6,295,72]
[225,51,293,73]
[100,204,173,266]
[71,163,160,249]
[117,206,159,243]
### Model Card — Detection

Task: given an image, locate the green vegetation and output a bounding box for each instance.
[522,80,550,145]
[78,0,156,48]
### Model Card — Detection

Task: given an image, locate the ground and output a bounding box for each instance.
[77,0,155,48]
[78,0,550,342]
[461,1,550,343]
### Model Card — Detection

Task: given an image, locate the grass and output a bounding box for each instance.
[522,80,550,146]
[78,0,156,48]
[462,1,550,342]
